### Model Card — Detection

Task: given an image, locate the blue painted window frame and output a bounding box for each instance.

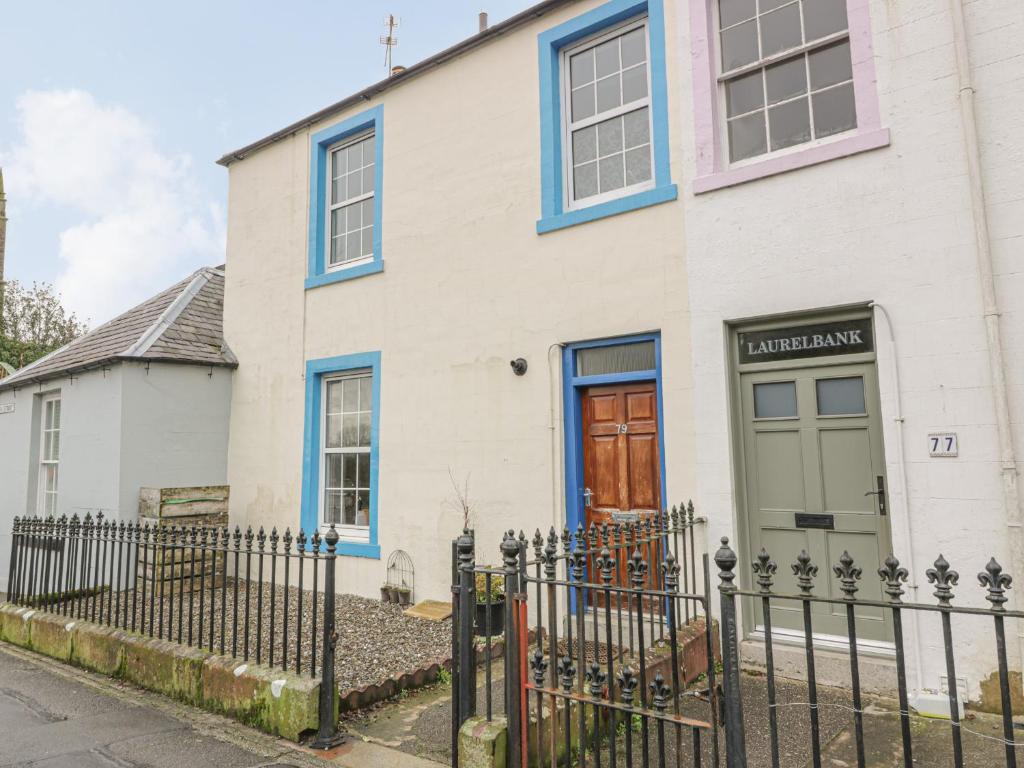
[561,332,667,538]
[305,106,385,289]
[300,352,382,559]
[537,0,677,234]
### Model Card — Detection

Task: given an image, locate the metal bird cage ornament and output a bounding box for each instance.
[382,549,414,606]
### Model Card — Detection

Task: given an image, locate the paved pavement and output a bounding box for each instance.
[0,643,442,768]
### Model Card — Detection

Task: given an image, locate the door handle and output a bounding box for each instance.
[864,475,887,516]
[583,487,593,508]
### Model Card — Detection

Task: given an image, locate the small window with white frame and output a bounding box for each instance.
[38,393,61,516]
[320,371,372,539]
[718,0,856,162]
[327,132,375,270]
[563,17,654,208]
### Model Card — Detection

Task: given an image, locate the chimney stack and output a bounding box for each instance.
[479,11,488,32]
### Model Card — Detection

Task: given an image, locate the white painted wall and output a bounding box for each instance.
[674,0,1024,700]
[223,0,696,605]
[0,362,232,593]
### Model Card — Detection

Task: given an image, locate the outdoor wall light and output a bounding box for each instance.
[510,358,528,376]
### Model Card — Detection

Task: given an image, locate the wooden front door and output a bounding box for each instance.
[582,381,662,549]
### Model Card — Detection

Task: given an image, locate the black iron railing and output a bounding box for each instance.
[451,504,715,768]
[714,538,1023,768]
[6,513,343,747]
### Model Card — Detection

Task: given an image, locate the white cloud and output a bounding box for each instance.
[2,89,224,325]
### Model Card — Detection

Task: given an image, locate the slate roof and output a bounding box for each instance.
[0,267,237,390]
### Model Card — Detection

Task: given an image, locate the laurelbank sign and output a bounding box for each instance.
[738,318,874,364]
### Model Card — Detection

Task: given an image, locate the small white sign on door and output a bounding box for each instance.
[0,403,14,415]
[929,432,958,457]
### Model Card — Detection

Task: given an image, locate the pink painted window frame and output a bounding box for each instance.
[690,0,889,194]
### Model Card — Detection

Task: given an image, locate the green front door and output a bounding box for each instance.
[740,362,892,643]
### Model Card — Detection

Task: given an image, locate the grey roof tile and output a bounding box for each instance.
[0,266,236,390]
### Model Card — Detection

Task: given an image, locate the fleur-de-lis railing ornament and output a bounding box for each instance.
[570,544,587,583]
[650,673,672,713]
[618,666,639,706]
[561,525,572,555]
[558,656,576,692]
[588,523,599,552]
[687,500,696,526]
[792,550,818,595]
[310,528,322,552]
[532,528,544,561]
[979,558,1012,611]
[926,554,959,607]
[283,527,293,553]
[628,548,648,588]
[752,548,777,594]
[575,523,585,552]
[531,648,549,687]
[270,526,280,552]
[670,504,680,531]
[243,525,254,550]
[833,550,862,601]
[586,662,607,698]
[543,527,559,579]
[878,554,908,602]
[256,526,267,551]
[596,547,615,585]
[662,551,680,592]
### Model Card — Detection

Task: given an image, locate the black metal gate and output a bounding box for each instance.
[451,505,718,768]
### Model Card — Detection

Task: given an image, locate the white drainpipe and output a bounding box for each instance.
[948,0,1024,673]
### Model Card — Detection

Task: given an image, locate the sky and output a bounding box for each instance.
[0,1,536,327]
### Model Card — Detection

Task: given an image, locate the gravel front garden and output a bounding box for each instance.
[54,579,452,694]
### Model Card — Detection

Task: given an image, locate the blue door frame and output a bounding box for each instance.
[561,332,668,538]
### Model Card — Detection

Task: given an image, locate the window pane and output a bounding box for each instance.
[769,97,811,150]
[330,207,344,240]
[596,73,622,113]
[342,492,356,525]
[809,40,853,90]
[760,0,795,11]
[355,490,370,527]
[621,65,648,104]
[326,454,342,488]
[50,431,60,462]
[623,108,650,149]
[52,400,61,428]
[330,233,346,265]
[326,414,342,448]
[572,84,596,121]
[339,377,357,411]
[327,380,343,413]
[753,381,797,418]
[597,116,624,157]
[324,490,341,524]
[726,70,765,117]
[765,56,807,105]
[346,143,361,173]
[362,163,375,194]
[342,414,359,446]
[357,454,370,488]
[362,225,374,257]
[331,147,346,176]
[342,171,356,200]
[570,48,595,87]
[599,155,625,193]
[625,147,652,185]
[359,375,372,409]
[719,0,756,28]
[813,82,857,137]
[721,20,759,70]
[343,453,357,488]
[803,0,848,41]
[361,198,374,226]
[361,136,375,167]
[358,412,372,447]
[576,341,656,376]
[595,38,620,78]
[760,3,803,57]
[573,126,598,164]
[816,376,865,415]
[620,28,647,67]
[346,231,361,260]
[44,432,53,462]
[331,178,344,205]
[728,111,768,161]
[574,162,598,199]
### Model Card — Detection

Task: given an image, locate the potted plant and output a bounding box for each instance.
[474,572,505,637]
[396,587,412,606]
[380,585,392,603]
